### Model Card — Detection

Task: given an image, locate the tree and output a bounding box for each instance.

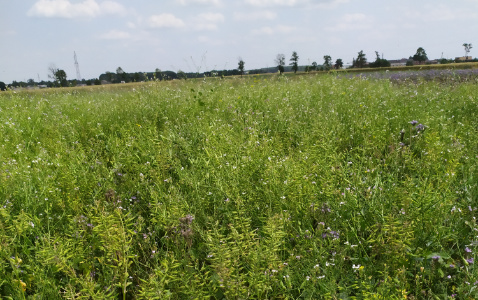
[48,65,67,87]
[323,55,332,71]
[275,53,286,74]
[355,50,367,68]
[55,69,68,87]
[369,51,391,68]
[289,51,299,73]
[463,43,473,58]
[116,67,128,83]
[412,47,428,64]
[0,81,6,91]
[155,68,163,81]
[238,58,245,77]
[311,61,318,71]
[334,58,343,69]
[48,64,59,83]
[177,70,187,80]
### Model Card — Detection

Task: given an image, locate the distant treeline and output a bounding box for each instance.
[2,51,477,90]
[3,66,291,89]
[97,66,301,84]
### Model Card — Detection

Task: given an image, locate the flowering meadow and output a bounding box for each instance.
[0,73,477,299]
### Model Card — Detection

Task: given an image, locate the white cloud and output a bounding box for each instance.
[148,13,185,28]
[194,13,225,31]
[197,12,224,23]
[177,0,221,5]
[27,0,126,18]
[99,29,131,40]
[233,11,277,21]
[245,0,348,8]
[312,0,349,9]
[325,13,373,32]
[100,1,126,15]
[252,25,295,35]
[245,0,305,6]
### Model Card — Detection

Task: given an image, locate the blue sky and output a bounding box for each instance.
[1,0,477,83]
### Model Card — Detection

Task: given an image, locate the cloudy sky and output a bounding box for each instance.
[1,0,477,83]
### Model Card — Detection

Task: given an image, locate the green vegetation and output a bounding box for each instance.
[0,73,477,298]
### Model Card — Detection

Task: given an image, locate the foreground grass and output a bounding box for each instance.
[0,74,477,299]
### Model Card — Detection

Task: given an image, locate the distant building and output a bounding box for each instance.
[455,56,473,61]
[389,58,409,67]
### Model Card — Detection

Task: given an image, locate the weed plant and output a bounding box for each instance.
[0,74,477,299]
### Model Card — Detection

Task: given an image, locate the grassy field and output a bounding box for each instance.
[1,73,477,299]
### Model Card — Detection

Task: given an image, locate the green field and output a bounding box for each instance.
[1,73,477,299]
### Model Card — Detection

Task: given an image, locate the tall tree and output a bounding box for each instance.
[155,68,163,81]
[355,50,367,68]
[48,64,59,83]
[311,61,318,71]
[289,51,299,73]
[275,53,286,74]
[116,67,128,82]
[0,81,6,91]
[55,69,68,87]
[334,58,343,69]
[412,47,428,64]
[463,43,473,57]
[238,58,245,77]
[323,55,332,71]
[370,51,391,68]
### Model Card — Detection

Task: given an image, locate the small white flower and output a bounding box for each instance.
[352,264,361,269]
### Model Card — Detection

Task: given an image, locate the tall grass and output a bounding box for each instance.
[0,74,477,298]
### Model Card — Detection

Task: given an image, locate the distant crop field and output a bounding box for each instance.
[1,73,477,299]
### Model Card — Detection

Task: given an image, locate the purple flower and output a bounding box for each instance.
[466,258,474,264]
[409,120,418,125]
[465,247,472,253]
[432,255,440,260]
[415,124,425,132]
